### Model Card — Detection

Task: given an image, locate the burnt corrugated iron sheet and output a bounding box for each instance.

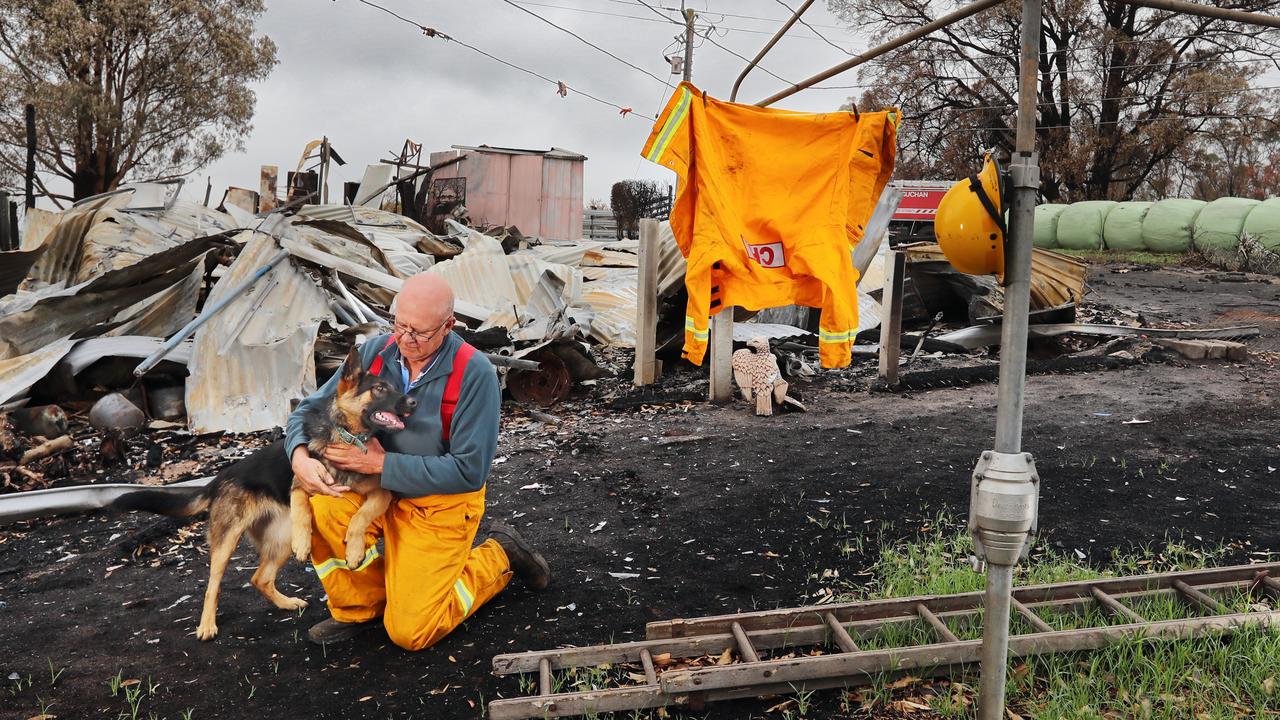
[186,230,335,434]
[904,244,1089,309]
[24,193,132,289]
[0,247,45,297]
[0,337,76,407]
[0,239,217,362]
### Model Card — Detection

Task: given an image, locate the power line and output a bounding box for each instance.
[495,0,671,86]
[770,0,853,56]
[510,0,848,41]
[655,2,852,30]
[350,0,654,120]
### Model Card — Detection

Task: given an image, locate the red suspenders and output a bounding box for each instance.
[366,336,476,443]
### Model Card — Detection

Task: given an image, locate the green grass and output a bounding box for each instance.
[1054,248,1190,266]
[837,517,1280,719]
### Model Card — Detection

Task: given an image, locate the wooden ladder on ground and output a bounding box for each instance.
[488,563,1280,719]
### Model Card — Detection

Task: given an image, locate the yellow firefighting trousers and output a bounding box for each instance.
[309,487,511,650]
[641,82,899,368]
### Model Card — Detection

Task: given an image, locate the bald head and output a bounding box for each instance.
[393,273,457,363]
[398,273,454,324]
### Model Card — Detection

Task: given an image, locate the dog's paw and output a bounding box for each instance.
[291,536,311,563]
[196,622,218,641]
[344,543,366,570]
[277,596,308,611]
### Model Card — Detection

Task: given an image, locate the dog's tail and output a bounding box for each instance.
[112,488,210,518]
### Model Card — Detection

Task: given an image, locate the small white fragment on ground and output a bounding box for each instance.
[520,483,544,491]
[56,553,77,563]
[1175,496,1187,501]
[590,521,607,533]
[160,594,191,612]
[1075,549,1086,560]
[1093,412,1112,417]
[493,456,508,465]
[556,603,577,612]
[608,572,640,579]
[1121,418,1150,425]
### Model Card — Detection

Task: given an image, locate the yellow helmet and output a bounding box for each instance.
[935,153,1007,275]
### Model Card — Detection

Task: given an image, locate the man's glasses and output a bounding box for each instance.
[393,318,450,344]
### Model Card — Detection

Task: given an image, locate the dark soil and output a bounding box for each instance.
[2,263,1279,720]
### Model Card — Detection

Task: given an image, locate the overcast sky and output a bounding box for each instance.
[197,0,874,206]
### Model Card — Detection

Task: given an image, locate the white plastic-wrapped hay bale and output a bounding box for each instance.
[1055,201,1116,250]
[1240,197,1280,252]
[1102,201,1153,251]
[1142,198,1205,252]
[1033,204,1068,248]
[1193,197,1260,257]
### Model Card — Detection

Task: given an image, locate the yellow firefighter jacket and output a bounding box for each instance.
[640,82,899,368]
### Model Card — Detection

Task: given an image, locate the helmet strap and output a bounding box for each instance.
[967,175,1008,238]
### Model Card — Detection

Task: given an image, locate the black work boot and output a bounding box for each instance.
[306,617,379,645]
[488,521,551,591]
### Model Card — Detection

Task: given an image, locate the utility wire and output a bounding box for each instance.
[510,0,844,41]
[770,0,853,55]
[495,0,670,86]
[351,0,653,120]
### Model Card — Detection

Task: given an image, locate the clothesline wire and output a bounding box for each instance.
[933,112,1280,135]
[899,84,1280,117]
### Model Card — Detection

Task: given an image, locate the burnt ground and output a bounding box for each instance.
[2,262,1280,720]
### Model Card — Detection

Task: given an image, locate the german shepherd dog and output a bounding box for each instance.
[114,345,415,640]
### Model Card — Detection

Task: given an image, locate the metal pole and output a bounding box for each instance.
[682,8,695,82]
[680,4,733,402]
[132,248,290,377]
[1117,0,1280,27]
[976,0,1041,717]
[755,0,1007,107]
[729,0,817,102]
[24,104,36,209]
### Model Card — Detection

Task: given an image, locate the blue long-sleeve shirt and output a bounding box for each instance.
[284,331,500,497]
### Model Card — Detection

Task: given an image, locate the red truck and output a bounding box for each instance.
[887,180,951,243]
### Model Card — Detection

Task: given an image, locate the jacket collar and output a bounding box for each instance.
[377,331,463,389]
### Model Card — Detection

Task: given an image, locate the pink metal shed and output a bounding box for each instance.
[428,145,586,240]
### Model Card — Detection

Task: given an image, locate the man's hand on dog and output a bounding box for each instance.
[324,437,387,477]
[291,449,350,496]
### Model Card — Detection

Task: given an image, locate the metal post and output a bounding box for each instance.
[24,104,36,209]
[1117,0,1280,27]
[975,0,1041,717]
[682,8,695,82]
[755,0,1006,108]
[679,4,733,401]
[320,137,330,205]
[729,0,817,102]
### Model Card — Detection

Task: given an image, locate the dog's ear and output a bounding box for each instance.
[336,345,363,396]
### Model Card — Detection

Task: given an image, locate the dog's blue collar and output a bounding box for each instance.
[337,426,370,453]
